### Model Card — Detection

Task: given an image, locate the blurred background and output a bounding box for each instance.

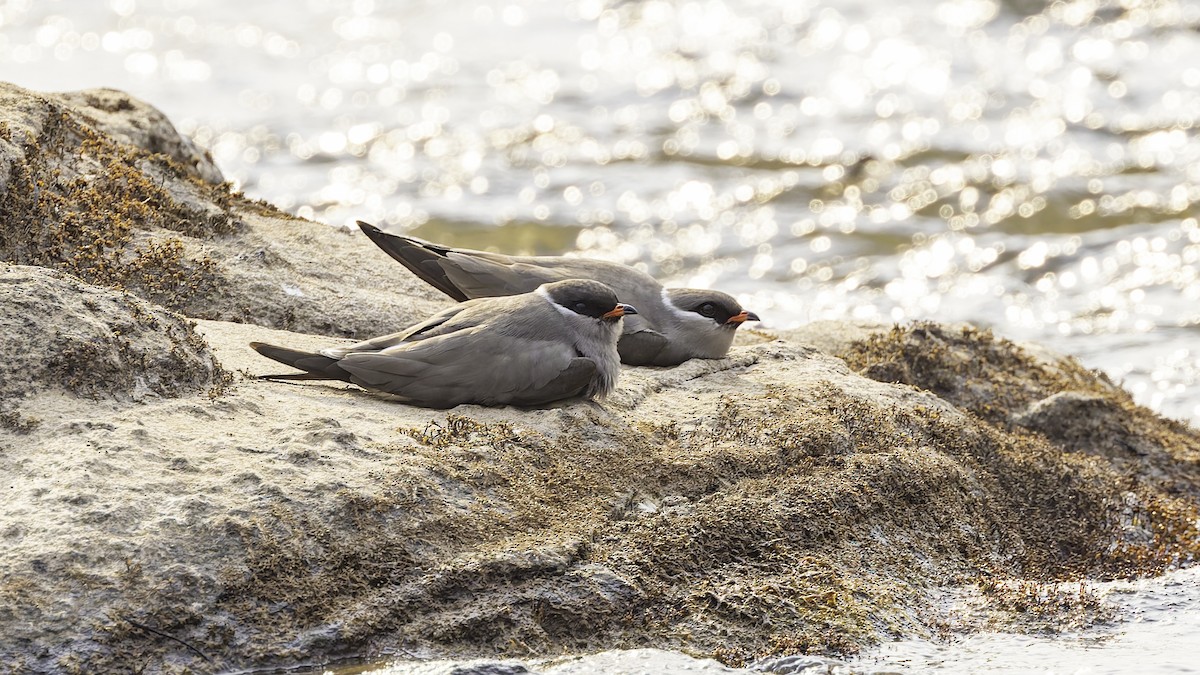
[1,0,1198,422]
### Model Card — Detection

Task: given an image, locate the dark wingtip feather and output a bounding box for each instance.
[256,372,335,381]
[355,222,471,302]
[250,341,351,382]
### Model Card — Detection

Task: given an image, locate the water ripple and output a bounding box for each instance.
[1,0,1198,421]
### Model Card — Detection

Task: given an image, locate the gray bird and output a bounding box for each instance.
[250,279,636,408]
[357,221,759,367]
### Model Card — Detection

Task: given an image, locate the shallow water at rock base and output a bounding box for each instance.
[846,567,1200,674]
[230,567,1198,675]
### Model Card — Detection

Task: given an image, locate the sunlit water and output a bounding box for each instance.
[842,565,1200,675]
[2,0,1198,421]
[3,1,1199,671]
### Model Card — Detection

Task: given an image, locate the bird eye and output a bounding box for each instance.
[697,302,717,317]
[574,301,589,312]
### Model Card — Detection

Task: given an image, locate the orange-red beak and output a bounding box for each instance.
[602,303,638,320]
[725,310,760,325]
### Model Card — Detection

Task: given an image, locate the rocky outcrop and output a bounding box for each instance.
[1,84,1198,674]
[0,81,446,338]
[0,264,225,407]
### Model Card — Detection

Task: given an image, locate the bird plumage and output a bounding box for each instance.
[357,221,758,366]
[251,279,634,408]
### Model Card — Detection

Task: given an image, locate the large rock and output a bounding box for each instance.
[3,321,1198,673]
[0,81,445,338]
[2,86,1199,673]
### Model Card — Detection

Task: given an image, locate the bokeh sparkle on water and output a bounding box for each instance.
[1,0,1199,422]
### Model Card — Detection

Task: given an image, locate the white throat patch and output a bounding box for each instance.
[537,286,580,319]
[662,288,712,325]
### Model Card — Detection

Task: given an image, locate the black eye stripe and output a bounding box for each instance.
[688,300,735,323]
[544,280,620,319]
[562,297,613,319]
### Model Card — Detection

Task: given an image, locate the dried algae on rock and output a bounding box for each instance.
[0,81,447,338]
[194,337,1200,670]
[836,322,1200,575]
[0,84,238,311]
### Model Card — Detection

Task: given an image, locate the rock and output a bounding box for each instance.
[1015,391,1149,455]
[0,81,446,338]
[3,86,1200,674]
[834,322,1200,499]
[51,87,224,185]
[4,317,1198,673]
[0,263,225,407]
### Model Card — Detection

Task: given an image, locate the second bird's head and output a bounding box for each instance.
[663,288,759,330]
[538,279,638,323]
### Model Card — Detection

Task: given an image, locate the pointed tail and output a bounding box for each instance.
[250,342,354,382]
[357,220,471,302]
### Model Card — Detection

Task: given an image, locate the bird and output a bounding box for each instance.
[250,279,636,408]
[356,220,760,367]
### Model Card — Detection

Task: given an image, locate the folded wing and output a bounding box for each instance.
[338,329,596,407]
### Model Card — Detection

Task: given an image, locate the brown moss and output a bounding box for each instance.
[836,321,1200,555]
[0,410,41,434]
[0,99,245,312]
[836,322,1116,425]
[1106,493,1200,573]
[44,312,218,401]
[86,567,230,674]
[224,502,421,625]
[0,265,227,402]
[973,578,1116,632]
[208,365,1200,669]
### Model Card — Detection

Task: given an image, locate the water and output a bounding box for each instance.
[2,0,1198,421]
[3,1,1199,671]
[844,566,1200,674]
[265,566,1200,674]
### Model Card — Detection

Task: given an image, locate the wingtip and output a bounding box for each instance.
[249,341,289,359]
[357,220,420,245]
[358,223,444,256]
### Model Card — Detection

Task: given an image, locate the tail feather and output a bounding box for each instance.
[357,220,470,301]
[250,342,353,382]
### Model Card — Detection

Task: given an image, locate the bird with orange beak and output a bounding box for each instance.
[357,221,760,366]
